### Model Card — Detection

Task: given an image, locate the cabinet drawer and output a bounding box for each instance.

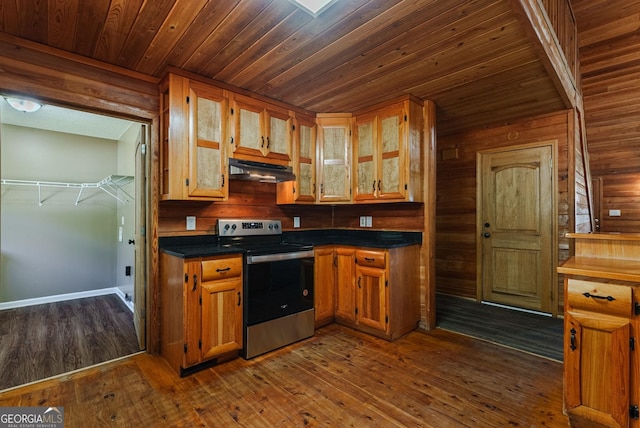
[355,249,386,268]
[567,279,632,317]
[201,256,243,281]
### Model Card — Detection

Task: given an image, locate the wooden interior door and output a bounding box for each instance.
[479,145,553,313]
[134,126,147,350]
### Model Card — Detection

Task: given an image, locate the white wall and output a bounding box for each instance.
[0,124,119,302]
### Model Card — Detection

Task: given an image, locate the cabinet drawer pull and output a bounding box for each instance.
[364,257,375,262]
[216,267,231,273]
[583,292,616,302]
[237,292,242,306]
[570,328,577,351]
[193,274,197,291]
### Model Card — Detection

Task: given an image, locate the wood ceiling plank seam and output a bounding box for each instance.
[272,0,510,103]
[115,0,177,70]
[291,19,529,110]
[93,0,145,64]
[225,0,377,89]
[247,0,415,95]
[194,0,300,79]
[72,0,112,58]
[134,0,214,76]
[182,0,276,75]
[212,8,313,84]
[17,0,48,44]
[47,0,77,51]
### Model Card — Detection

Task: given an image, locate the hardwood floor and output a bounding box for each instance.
[0,324,569,427]
[436,293,564,361]
[0,294,141,390]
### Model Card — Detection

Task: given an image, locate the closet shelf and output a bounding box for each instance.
[1,175,134,206]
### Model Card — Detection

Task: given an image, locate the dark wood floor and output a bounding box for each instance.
[0,324,569,427]
[436,293,564,361]
[0,294,140,391]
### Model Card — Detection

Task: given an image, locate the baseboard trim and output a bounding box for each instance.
[0,287,134,313]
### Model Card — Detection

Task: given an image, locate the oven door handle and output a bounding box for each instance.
[246,250,314,264]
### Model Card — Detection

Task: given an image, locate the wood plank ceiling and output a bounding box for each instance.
[0,0,569,134]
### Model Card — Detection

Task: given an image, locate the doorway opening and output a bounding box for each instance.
[0,98,148,390]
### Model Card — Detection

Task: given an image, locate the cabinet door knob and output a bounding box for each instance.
[483,232,491,238]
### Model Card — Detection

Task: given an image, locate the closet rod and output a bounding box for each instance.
[1,175,134,205]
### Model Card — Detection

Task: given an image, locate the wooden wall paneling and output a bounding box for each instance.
[572,0,640,234]
[437,110,571,315]
[0,34,159,120]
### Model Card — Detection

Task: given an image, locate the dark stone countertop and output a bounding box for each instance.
[160,229,422,258]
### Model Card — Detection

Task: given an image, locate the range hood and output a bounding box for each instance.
[228,158,296,183]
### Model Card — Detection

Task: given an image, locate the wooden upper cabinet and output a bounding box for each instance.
[316,114,353,204]
[353,97,424,203]
[160,73,228,201]
[229,93,292,165]
[277,114,316,204]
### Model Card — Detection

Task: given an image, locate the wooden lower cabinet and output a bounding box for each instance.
[160,252,243,375]
[314,244,420,340]
[558,233,640,427]
[564,278,637,427]
[314,246,336,327]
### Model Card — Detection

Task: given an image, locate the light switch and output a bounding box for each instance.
[366,216,373,227]
[186,216,196,230]
[293,217,301,228]
[360,216,367,227]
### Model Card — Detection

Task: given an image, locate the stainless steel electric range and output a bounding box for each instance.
[217,219,314,359]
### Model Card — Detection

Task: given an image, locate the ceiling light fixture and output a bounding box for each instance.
[289,0,338,16]
[4,97,43,113]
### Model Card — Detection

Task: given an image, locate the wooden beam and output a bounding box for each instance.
[510,0,577,109]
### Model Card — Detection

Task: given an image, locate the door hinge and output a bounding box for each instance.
[184,273,188,283]
[385,280,388,287]
[141,143,147,155]
[186,96,190,104]
[404,184,407,190]
[199,296,202,305]
[630,405,639,420]
[183,344,187,353]
[355,307,358,315]
[199,339,202,349]
[385,315,389,323]
[635,302,640,316]
[631,337,635,351]
[185,178,189,187]
[404,114,407,122]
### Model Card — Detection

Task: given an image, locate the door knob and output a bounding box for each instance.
[128,239,135,245]
[483,233,491,238]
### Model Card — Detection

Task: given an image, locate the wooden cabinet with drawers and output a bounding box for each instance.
[160,252,243,375]
[313,244,420,340]
[558,233,640,427]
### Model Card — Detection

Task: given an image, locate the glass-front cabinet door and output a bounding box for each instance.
[187,82,228,199]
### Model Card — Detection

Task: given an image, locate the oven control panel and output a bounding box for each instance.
[217,219,282,236]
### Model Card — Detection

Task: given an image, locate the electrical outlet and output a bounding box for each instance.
[186,216,196,230]
[366,216,373,227]
[360,216,367,227]
[609,209,621,217]
[293,217,301,228]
